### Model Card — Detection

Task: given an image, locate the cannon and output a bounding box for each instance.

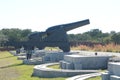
[6,19,90,52]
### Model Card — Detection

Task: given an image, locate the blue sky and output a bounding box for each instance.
[0,0,120,34]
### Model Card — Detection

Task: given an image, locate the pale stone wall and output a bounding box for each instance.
[102,62,120,80]
[42,52,72,63]
[60,55,110,70]
[32,63,98,78]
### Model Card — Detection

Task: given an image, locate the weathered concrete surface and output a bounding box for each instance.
[32,63,99,78]
[17,56,26,60]
[108,62,120,76]
[23,58,43,65]
[42,52,72,63]
[61,54,110,70]
[110,75,120,80]
[101,72,110,80]
[72,50,120,57]
[23,51,73,65]
[102,62,120,80]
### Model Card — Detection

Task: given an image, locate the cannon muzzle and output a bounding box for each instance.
[46,19,90,33]
[62,19,90,31]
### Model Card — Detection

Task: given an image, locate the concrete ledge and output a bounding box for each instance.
[23,58,43,65]
[110,75,120,80]
[108,62,120,76]
[17,56,26,60]
[101,72,110,80]
[62,55,110,70]
[9,51,26,56]
[32,63,99,78]
[102,62,120,80]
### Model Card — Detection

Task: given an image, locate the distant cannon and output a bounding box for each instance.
[5,19,90,52]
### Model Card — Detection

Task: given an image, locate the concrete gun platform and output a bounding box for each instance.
[60,54,110,70]
[32,63,99,78]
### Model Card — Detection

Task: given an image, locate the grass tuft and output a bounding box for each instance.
[86,76,101,80]
[47,64,60,69]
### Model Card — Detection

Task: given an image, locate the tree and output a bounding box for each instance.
[77,33,92,42]
[1,28,32,42]
[68,34,77,41]
[0,33,8,47]
[111,33,120,44]
[21,29,32,41]
[89,29,102,38]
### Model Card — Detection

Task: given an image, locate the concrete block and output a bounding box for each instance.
[108,63,114,74]
[17,56,26,60]
[59,60,66,69]
[63,55,110,70]
[60,61,74,69]
[62,61,66,69]
[108,62,120,76]
[101,72,110,80]
[42,56,50,62]
[59,61,63,68]
[65,62,74,69]
[102,62,120,80]
[74,63,82,70]
[23,59,42,65]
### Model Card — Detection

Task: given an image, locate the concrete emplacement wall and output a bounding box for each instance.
[60,55,110,70]
[102,62,120,80]
[23,51,73,65]
[32,63,99,78]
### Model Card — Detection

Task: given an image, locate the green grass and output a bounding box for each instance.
[45,47,61,51]
[47,64,60,69]
[0,51,66,80]
[86,76,101,80]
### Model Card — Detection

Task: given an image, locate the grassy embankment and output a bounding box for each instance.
[0,51,65,80]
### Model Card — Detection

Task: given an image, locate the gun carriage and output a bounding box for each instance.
[6,19,90,52]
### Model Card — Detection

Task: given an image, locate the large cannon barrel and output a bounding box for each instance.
[62,19,90,31]
[29,19,90,41]
[46,19,90,33]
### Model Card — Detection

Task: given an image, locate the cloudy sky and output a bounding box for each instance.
[0,0,120,34]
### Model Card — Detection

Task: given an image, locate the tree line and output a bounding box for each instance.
[68,29,120,45]
[0,28,32,47]
[0,28,120,47]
